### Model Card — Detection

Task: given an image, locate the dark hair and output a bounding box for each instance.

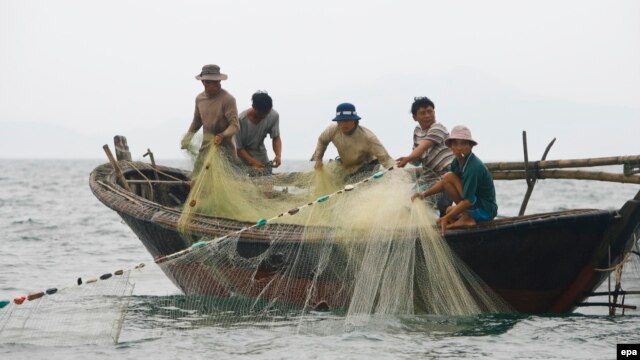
[411,96,435,116]
[252,91,273,114]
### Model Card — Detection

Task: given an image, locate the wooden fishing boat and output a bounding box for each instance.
[89,154,640,314]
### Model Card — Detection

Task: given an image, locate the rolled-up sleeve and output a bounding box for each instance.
[221,97,239,138]
[310,125,335,161]
[269,113,280,139]
[368,133,394,168]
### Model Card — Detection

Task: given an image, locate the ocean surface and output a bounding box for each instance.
[1,158,639,359]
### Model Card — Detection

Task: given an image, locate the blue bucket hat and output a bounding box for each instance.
[332,103,361,121]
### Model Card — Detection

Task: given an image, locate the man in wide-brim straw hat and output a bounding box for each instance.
[181,64,239,173]
[411,125,497,233]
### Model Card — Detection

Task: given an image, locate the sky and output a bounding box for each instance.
[1,0,639,162]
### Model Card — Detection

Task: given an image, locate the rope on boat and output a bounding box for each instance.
[0,166,395,309]
[593,230,637,272]
[594,251,633,272]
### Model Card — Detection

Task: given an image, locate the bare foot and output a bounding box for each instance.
[447,216,476,229]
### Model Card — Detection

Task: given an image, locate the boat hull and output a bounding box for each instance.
[90,162,640,313]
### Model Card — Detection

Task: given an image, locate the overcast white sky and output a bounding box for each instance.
[1,0,638,162]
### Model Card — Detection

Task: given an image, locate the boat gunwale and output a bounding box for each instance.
[90,161,622,241]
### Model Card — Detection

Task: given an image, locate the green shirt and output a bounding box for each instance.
[451,153,498,219]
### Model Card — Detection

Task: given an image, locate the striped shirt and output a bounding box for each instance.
[414,122,454,179]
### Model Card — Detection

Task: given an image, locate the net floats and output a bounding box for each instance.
[100,273,113,280]
[191,240,207,249]
[27,291,45,301]
[1,265,141,310]
[13,296,26,305]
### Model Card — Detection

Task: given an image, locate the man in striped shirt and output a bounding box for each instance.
[396,97,454,215]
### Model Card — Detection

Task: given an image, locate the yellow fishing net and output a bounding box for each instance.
[171,144,511,324]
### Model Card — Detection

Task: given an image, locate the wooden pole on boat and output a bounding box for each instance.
[518,133,556,216]
[519,131,532,216]
[103,144,133,192]
[113,135,132,161]
[518,131,556,216]
[143,148,160,181]
[486,155,640,171]
[491,169,640,184]
[126,179,190,184]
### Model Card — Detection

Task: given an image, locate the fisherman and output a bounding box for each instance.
[181,64,239,174]
[396,96,454,215]
[235,91,282,176]
[311,102,394,182]
[411,125,497,233]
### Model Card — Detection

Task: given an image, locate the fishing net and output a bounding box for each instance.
[0,144,511,344]
[166,146,511,323]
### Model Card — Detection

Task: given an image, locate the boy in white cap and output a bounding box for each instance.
[411,125,497,233]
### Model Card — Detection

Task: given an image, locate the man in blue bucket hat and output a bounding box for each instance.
[311,103,394,182]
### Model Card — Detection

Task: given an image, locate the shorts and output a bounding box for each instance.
[467,207,492,222]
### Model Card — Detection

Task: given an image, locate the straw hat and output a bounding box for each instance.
[195,64,228,81]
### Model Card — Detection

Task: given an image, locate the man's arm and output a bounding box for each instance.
[311,126,334,169]
[367,132,395,169]
[217,97,239,145]
[181,104,203,149]
[396,139,434,167]
[272,136,282,168]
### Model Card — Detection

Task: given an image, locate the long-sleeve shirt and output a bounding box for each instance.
[188,89,239,157]
[311,124,394,174]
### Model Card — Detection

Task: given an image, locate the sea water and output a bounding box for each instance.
[1,159,639,359]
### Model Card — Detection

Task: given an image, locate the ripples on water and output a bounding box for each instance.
[0,159,639,359]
